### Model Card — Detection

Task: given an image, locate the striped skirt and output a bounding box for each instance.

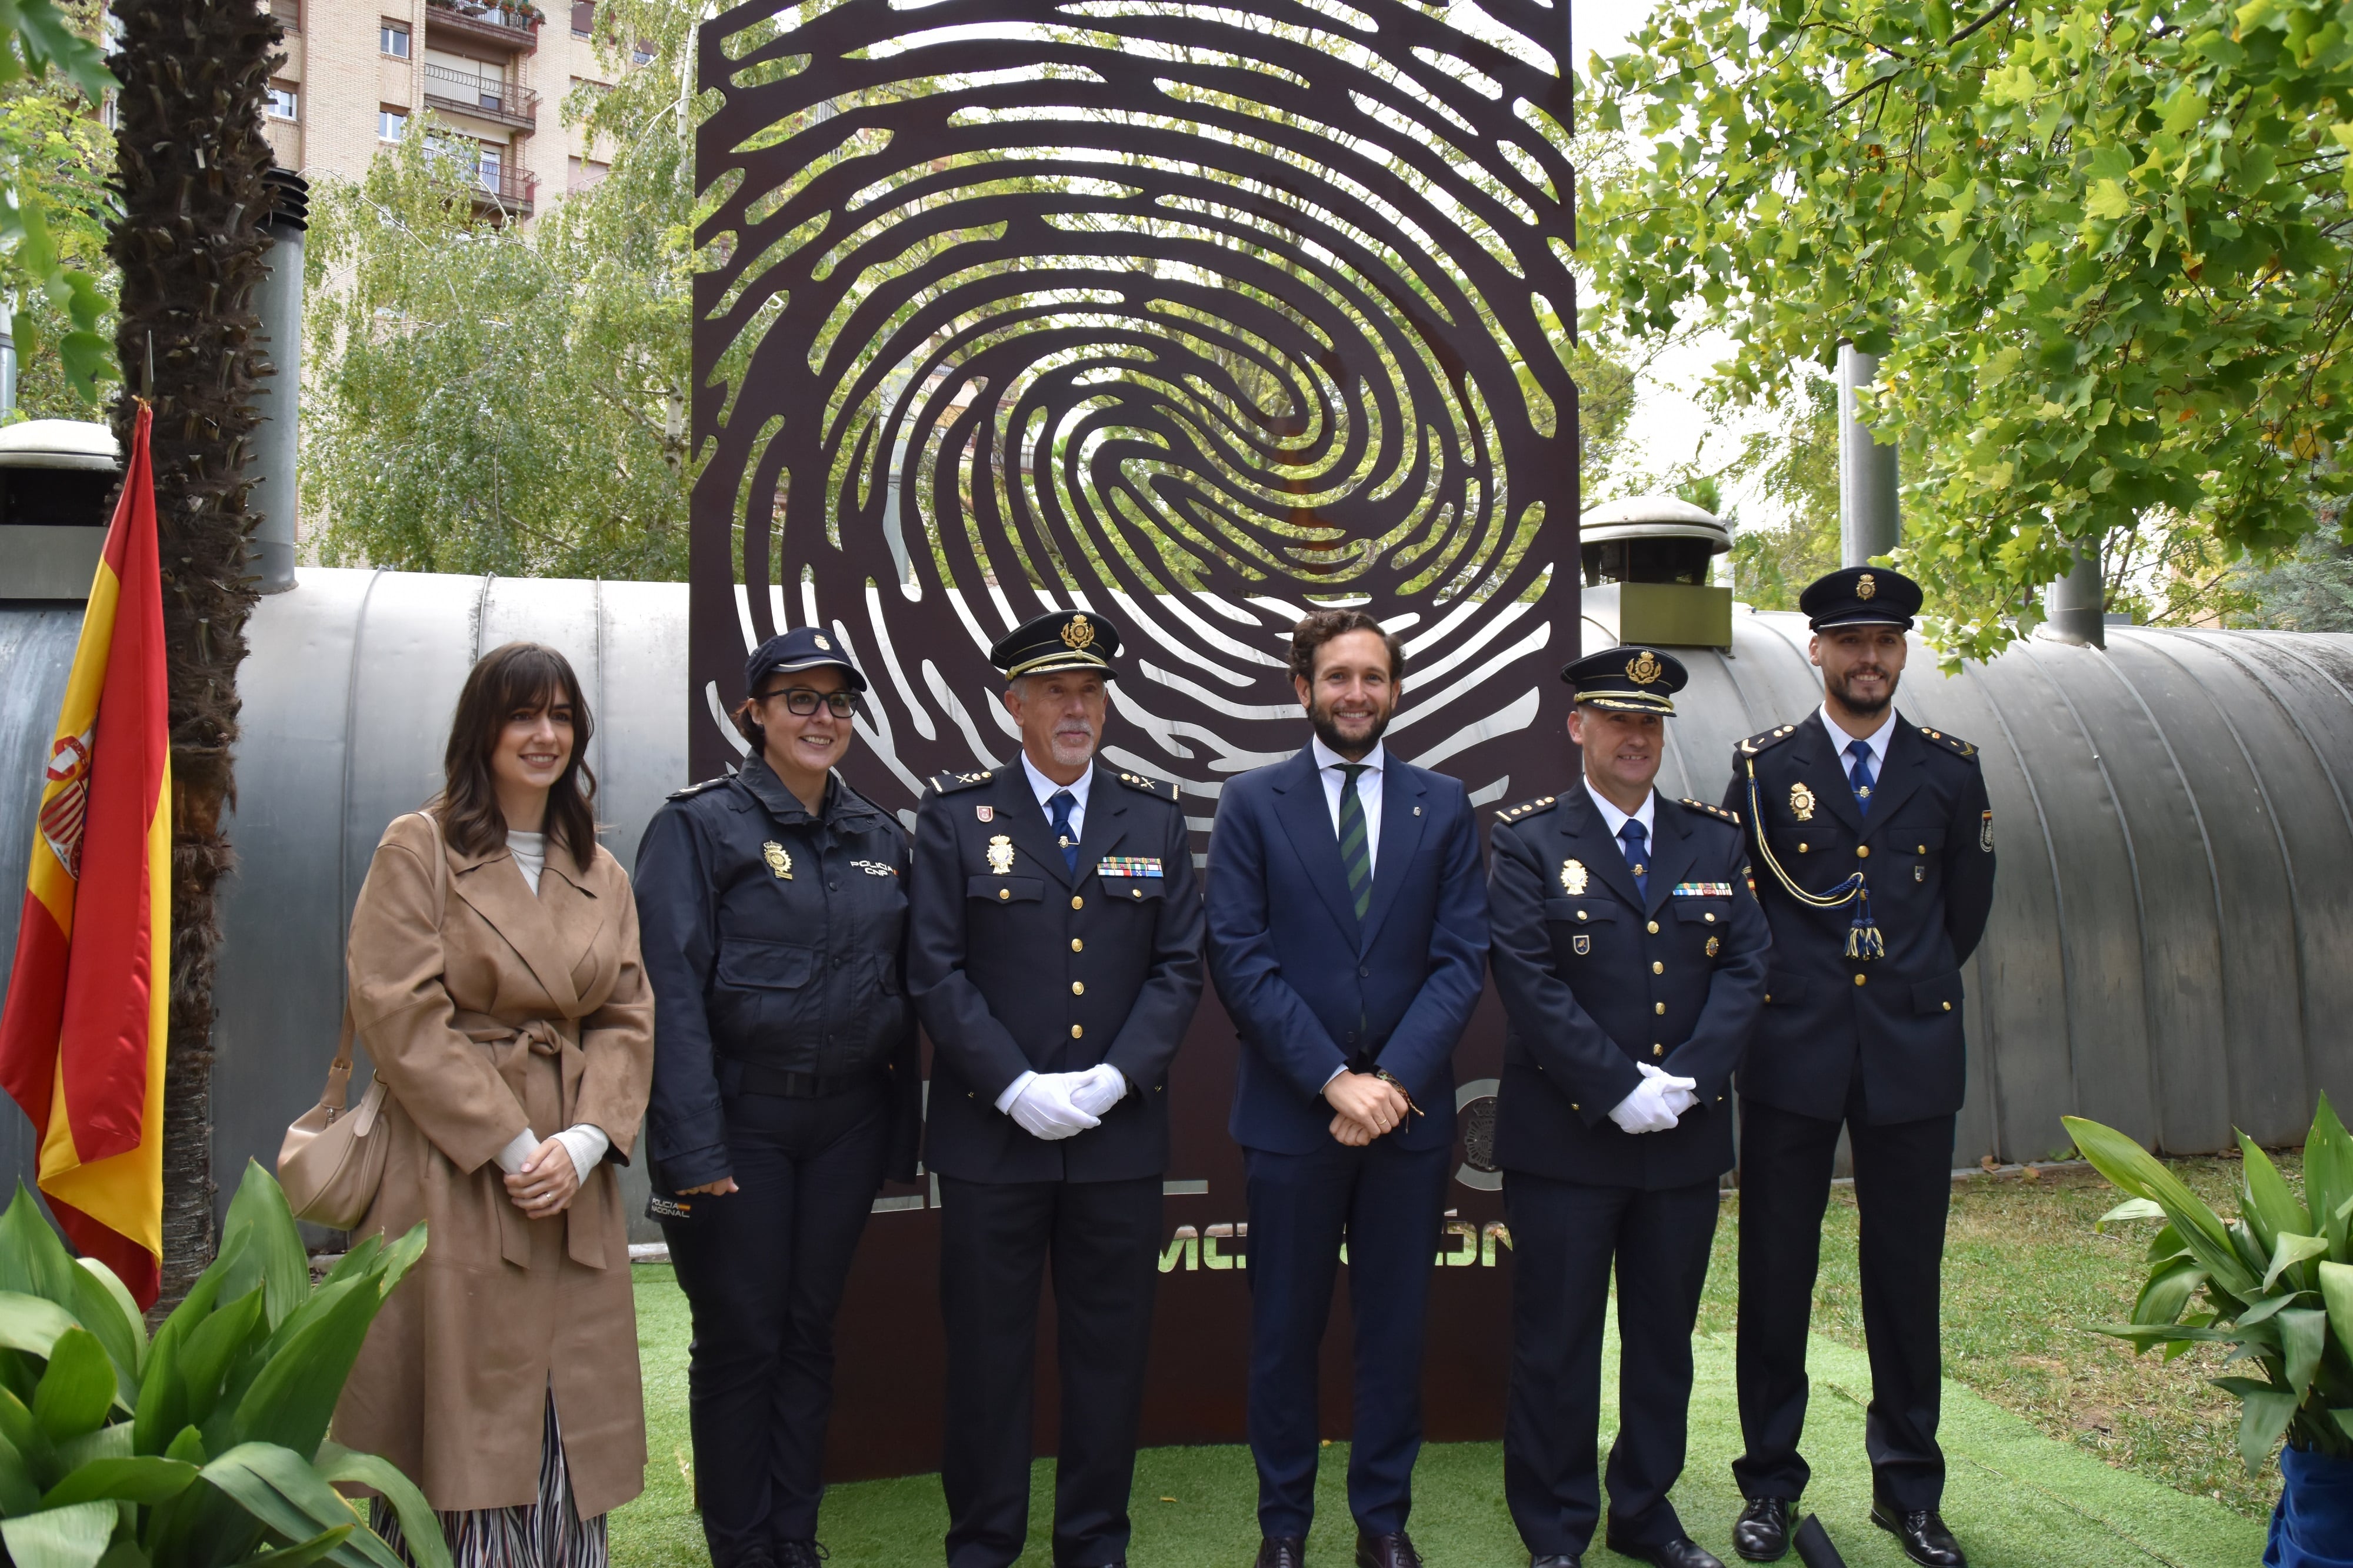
[372,1392,609,1568]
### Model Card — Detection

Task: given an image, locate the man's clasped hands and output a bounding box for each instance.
[1006,1063,1130,1140]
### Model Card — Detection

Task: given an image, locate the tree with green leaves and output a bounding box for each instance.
[301,0,697,580]
[1581,0,2353,660]
[0,0,116,404]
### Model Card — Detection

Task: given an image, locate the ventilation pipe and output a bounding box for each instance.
[2042,545,2107,648]
[248,168,308,595]
[1838,343,1899,566]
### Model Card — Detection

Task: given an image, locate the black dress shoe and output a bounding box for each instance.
[1602,1535,1725,1568]
[1869,1503,1967,1568]
[1255,1539,1307,1568]
[1730,1497,1791,1562]
[1355,1531,1424,1568]
[1530,1555,1581,1567]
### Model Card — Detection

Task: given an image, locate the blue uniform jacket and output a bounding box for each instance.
[1487,786,1769,1188]
[1205,746,1489,1155]
[632,759,922,1191]
[1720,712,1997,1124]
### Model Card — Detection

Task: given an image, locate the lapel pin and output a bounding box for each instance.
[1414,805,1422,815]
[976,804,995,822]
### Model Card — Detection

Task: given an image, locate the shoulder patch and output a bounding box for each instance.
[1492,792,1561,826]
[1678,797,1740,826]
[1915,725,1981,761]
[1735,723,1803,759]
[926,769,996,795]
[665,776,730,801]
[1112,769,1179,802]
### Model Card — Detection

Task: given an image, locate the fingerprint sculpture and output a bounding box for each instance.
[688,0,1582,809]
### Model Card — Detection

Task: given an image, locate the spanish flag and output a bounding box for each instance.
[0,403,167,1307]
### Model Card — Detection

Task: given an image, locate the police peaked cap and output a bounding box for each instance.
[1801,565,1922,630]
[1561,645,1687,715]
[991,609,1122,680]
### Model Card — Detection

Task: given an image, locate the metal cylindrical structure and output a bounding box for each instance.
[2,570,2351,1236]
[1838,343,1900,566]
[247,169,308,595]
[2045,548,2107,648]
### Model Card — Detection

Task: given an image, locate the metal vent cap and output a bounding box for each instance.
[1580,494,1731,553]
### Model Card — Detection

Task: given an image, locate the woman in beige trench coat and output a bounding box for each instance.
[335,641,655,1568]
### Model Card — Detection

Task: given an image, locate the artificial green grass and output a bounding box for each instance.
[615,1263,2267,1567]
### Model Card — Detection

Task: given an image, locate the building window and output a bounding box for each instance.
[265,81,299,121]
[378,106,408,142]
[571,1,594,37]
[271,0,301,32]
[567,156,609,192]
[381,20,410,58]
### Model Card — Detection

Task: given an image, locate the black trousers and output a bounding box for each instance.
[1732,1087,1957,1511]
[1244,1139,1449,1540]
[661,1078,892,1567]
[1504,1172,1720,1557]
[938,1174,1162,1568]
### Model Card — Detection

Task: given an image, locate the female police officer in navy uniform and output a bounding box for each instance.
[633,628,922,1568]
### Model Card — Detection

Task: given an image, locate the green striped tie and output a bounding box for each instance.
[1338,763,1372,922]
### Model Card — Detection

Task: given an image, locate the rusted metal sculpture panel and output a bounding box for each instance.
[691,0,1581,1477]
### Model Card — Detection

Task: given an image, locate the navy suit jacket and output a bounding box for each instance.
[1206,746,1489,1155]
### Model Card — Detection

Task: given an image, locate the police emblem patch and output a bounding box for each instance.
[1626,649,1662,685]
[1560,858,1589,895]
[1857,572,1877,600]
[1789,781,1817,822]
[1705,935,1721,957]
[814,634,832,650]
[1572,934,1591,956]
[1981,809,1995,852]
[986,835,1016,875]
[976,804,994,822]
[1062,613,1095,650]
[761,841,793,880]
[851,859,897,877]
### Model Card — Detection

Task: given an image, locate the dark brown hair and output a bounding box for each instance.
[1288,609,1405,685]
[432,642,598,862]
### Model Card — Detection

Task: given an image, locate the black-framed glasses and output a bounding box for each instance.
[758,686,860,718]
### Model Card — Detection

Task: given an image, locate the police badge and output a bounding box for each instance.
[1559,859,1589,895]
[1572,934,1591,956]
[761,841,793,879]
[1789,781,1817,822]
[976,804,994,822]
[986,835,1016,874]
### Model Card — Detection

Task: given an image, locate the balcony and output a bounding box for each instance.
[421,62,538,130]
[466,166,538,221]
[268,0,300,32]
[424,0,541,55]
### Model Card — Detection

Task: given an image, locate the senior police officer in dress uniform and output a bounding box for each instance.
[908,609,1207,1568]
[1487,648,1769,1568]
[1718,568,1995,1568]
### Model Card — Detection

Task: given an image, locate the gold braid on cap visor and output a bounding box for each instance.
[1005,650,1114,678]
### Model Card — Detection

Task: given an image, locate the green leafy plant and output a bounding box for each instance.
[2064,1100,2353,1473]
[0,1160,449,1568]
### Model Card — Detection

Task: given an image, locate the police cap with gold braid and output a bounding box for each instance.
[989,609,1122,680]
[1801,565,1922,630]
[1560,644,1687,715]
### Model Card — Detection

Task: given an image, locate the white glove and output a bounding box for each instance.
[1007,1073,1102,1141]
[1067,1063,1128,1119]
[1639,1062,1701,1117]
[1608,1073,1691,1135]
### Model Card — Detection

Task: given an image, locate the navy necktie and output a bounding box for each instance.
[1618,819,1649,902]
[1048,789,1080,877]
[1847,739,1877,818]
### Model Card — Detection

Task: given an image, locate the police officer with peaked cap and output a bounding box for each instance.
[1487,646,1768,1568]
[634,626,924,1568]
[907,609,1205,1568]
[1717,568,1995,1568]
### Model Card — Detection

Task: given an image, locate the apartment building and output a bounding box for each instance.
[261,0,618,222]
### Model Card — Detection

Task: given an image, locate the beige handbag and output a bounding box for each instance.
[277,811,442,1227]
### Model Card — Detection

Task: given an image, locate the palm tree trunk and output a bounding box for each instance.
[105,0,280,1306]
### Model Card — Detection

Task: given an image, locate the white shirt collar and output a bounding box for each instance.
[1309,735,1387,775]
[1021,751,1094,812]
[1818,703,1898,772]
[1583,779,1655,841]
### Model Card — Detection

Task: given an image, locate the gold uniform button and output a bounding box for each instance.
[1071,938,1084,953]
[1798,842,1809,853]
[1571,1103,1581,1111]
[1652,1043,1664,1056]
[1577,911,1588,922]
[1071,1024,1084,1039]
[1131,888,1142,898]
[998,889,1010,901]
[1917,844,1928,854]
[1857,845,1870,859]
[1654,1002,1666,1015]
[1854,974,1867,986]
[1942,1000,1953,1011]
[1651,961,1664,975]
[1072,981,1085,996]
[1704,912,1716,923]
[1071,895,1084,910]
[1647,920,1659,934]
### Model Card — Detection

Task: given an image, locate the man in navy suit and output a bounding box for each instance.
[1205,609,1490,1568]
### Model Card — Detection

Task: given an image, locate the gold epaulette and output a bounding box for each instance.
[1112,769,1179,802]
[1493,793,1560,825]
[666,776,729,800]
[927,769,996,794]
[1735,723,1802,758]
[1679,798,1740,826]
[1916,725,1981,760]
